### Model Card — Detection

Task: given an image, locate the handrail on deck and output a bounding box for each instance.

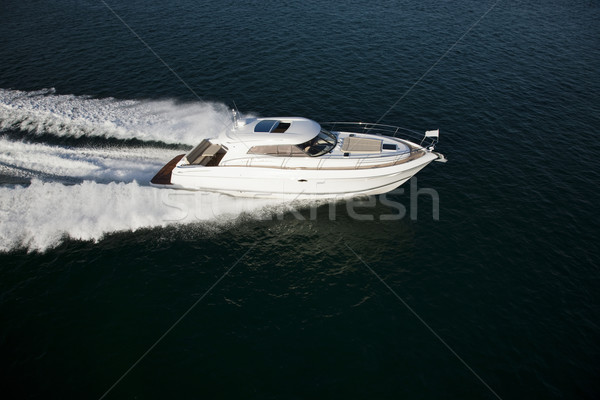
[320,121,438,151]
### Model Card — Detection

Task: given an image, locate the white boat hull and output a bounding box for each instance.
[161,152,438,199]
[150,117,445,199]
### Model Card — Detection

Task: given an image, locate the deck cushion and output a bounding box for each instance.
[341,137,382,153]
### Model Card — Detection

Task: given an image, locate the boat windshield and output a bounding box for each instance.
[297,129,337,157]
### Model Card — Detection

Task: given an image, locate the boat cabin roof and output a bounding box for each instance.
[224,117,321,145]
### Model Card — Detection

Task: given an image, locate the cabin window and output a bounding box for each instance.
[248,145,307,157]
[254,120,291,133]
[248,145,278,155]
[298,129,337,157]
[271,122,291,133]
[254,120,279,132]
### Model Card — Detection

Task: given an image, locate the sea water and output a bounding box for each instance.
[1,0,599,398]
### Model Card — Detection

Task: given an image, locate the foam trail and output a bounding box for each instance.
[0,180,286,252]
[0,137,182,183]
[0,89,293,252]
[0,88,234,145]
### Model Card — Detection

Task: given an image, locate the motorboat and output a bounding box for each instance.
[151,113,446,199]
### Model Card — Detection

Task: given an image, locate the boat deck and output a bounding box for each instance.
[150,154,185,185]
[221,147,426,170]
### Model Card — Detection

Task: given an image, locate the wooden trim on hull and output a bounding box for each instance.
[150,154,186,185]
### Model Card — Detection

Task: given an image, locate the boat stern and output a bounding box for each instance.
[150,154,186,187]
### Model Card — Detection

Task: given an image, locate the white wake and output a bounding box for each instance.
[0,137,183,183]
[0,138,182,182]
[0,180,282,252]
[0,89,292,252]
[0,88,233,145]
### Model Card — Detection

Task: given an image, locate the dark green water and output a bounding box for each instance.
[1,0,599,399]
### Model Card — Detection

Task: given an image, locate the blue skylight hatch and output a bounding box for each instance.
[254,120,291,133]
[254,120,279,132]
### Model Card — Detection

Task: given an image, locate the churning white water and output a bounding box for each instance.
[0,89,289,252]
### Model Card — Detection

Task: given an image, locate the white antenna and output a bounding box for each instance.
[232,100,240,128]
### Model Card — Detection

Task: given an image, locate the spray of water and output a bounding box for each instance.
[0,88,232,145]
[0,89,292,252]
[0,137,182,183]
[0,180,287,252]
